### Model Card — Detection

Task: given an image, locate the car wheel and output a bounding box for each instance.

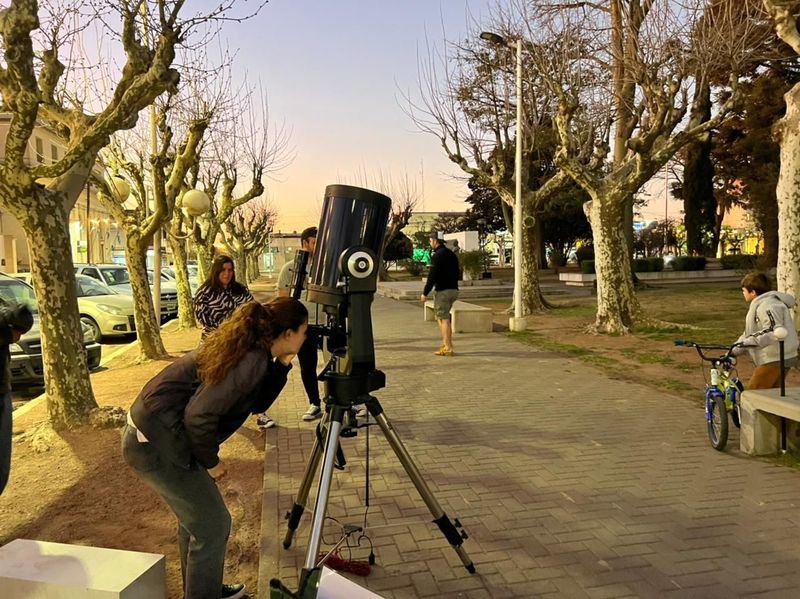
[80,316,102,343]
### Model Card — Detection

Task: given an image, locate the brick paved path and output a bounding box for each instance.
[258,296,800,598]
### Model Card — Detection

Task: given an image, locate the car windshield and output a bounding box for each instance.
[0,279,38,313]
[100,268,130,286]
[147,271,172,284]
[162,268,176,279]
[76,276,115,297]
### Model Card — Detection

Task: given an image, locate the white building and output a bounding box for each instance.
[0,114,124,273]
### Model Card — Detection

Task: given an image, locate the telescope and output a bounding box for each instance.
[270,185,475,598]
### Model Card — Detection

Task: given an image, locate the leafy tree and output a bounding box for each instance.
[461,179,507,233]
[432,213,464,234]
[680,82,717,256]
[540,183,592,260]
[383,232,413,263]
[712,67,800,267]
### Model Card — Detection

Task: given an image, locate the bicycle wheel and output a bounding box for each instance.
[707,395,729,450]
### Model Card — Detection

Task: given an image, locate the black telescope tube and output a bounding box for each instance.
[308,185,391,308]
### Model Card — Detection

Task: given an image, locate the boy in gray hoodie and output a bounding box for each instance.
[734,272,798,389]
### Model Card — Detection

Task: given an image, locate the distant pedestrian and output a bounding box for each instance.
[268,226,325,424]
[734,272,798,389]
[194,255,253,340]
[420,231,460,356]
[123,298,308,599]
[0,303,35,496]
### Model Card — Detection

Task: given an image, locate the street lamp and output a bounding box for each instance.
[480,31,526,331]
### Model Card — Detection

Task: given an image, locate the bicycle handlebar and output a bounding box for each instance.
[673,339,750,363]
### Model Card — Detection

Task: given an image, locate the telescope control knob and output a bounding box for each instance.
[342,249,375,279]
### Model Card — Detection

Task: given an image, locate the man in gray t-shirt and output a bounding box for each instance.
[278,227,323,421]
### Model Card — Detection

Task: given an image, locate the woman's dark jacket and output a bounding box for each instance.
[129,349,291,469]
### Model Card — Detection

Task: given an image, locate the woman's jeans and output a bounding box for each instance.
[1,392,12,495]
[121,425,231,599]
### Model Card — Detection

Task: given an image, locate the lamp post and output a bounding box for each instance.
[480,31,526,331]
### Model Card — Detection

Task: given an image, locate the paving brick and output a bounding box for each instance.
[257,296,800,599]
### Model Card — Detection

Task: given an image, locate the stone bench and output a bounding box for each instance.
[739,388,800,456]
[0,539,165,598]
[424,299,493,333]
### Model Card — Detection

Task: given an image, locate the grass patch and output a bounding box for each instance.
[774,452,800,471]
[662,378,694,392]
[620,348,674,365]
[510,331,591,356]
[582,355,621,367]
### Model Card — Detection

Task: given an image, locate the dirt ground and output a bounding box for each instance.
[0,322,267,598]
[477,283,800,404]
[2,281,799,599]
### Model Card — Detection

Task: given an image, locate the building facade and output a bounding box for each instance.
[0,115,124,273]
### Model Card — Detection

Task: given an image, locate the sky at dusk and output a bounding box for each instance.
[219,0,495,232]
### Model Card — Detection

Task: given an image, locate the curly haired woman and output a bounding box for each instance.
[123,297,308,599]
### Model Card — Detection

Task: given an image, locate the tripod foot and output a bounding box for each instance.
[433,513,477,573]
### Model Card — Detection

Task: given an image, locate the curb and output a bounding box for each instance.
[13,318,179,420]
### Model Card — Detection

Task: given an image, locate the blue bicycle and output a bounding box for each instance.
[675,340,745,451]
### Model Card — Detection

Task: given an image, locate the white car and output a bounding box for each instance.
[75,275,136,342]
[162,266,199,297]
[74,263,178,321]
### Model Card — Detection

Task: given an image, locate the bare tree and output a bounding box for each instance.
[762,0,800,319]
[193,85,292,279]
[99,91,211,358]
[105,47,239,335]
[530,0,769,333]
[404,15,590,313]
[344,168,421,281]
[0,1,264,428]
[223,197,275,283]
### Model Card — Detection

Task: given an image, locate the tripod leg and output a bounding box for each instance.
[283,434,323,549]
[303,406,347,570]
[372,407,476,573]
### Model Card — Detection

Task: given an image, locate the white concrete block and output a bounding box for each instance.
[0,539,165,599]
[739,389,800,456]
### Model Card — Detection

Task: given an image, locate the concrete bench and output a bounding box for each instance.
[424,299,492,333]
[739,388,800,455]
[0,539,165,598]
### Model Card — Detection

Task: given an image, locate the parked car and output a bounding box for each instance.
[10,272,33,286]
[161,266,199,297]
[75,275,137,342]
[0,273,101,387]
[74,263,178,321]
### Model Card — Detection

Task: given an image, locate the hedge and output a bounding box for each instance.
[671,256,707,271]
[719,254,758,270]
[633,257,665,272]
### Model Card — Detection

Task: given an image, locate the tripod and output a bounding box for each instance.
[281,366,476,593]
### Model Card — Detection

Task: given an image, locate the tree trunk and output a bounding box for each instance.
[125,235,167,360]
[588,194,640,333]
[16,191,98,429]
[197,243,213,283]
[775,83,800,321]
[167,235,196,329]
[521,199,549,312]
[249,253,260,282]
